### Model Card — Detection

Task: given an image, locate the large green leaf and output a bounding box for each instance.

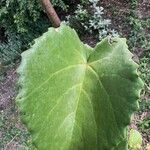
[16,24,143,150]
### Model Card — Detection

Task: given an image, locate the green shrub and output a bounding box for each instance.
[128,0,150,51]
[0,0,114,64]
[66,0,118,40]
[0,0,70,64]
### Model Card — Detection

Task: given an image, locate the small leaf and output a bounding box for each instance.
[129,129,142,150]
[146,144,150,150]
[16,24,143,150]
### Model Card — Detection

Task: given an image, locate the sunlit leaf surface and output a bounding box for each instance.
[16,24,143,150]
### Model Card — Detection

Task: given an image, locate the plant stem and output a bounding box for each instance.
[41,0,61,27]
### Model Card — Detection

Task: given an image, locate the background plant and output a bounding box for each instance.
[128,0,150,52]
[66,0,118,40]
[0,0,115,65]
[128,129,142,150]
[0,0,80,65]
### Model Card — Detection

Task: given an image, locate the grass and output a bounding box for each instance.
[137,53,150,147]
[0,105,33,149]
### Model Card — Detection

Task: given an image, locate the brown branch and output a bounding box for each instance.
[41,0,61,28]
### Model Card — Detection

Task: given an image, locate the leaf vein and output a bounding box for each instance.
[34,83,82,138]
[87,65,122,138]
[81,88,98,148]
[23,64,85,99]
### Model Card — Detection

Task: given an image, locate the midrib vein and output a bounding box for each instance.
[68,64,87,148]
[87,65,122,139]
[81,88,98,149]
[36,83,82,137]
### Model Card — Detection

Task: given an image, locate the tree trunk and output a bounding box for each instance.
[41,0,61,28]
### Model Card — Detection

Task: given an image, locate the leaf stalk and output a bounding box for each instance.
[41,0,61,28]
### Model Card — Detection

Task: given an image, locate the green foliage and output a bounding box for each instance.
[138,118,150,132]
[128,0,150,51]
[51,0,68,10]
[128,129,142,150]
[0,107,32,149]
[66,0,118,40]
[129,17,150,51]
[16,24,143,149]
[138,53,150,113]
[0,0,69,64]
[0,0,114,64]
[139,54,150,86]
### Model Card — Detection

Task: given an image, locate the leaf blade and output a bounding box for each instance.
[16,24,143,150]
